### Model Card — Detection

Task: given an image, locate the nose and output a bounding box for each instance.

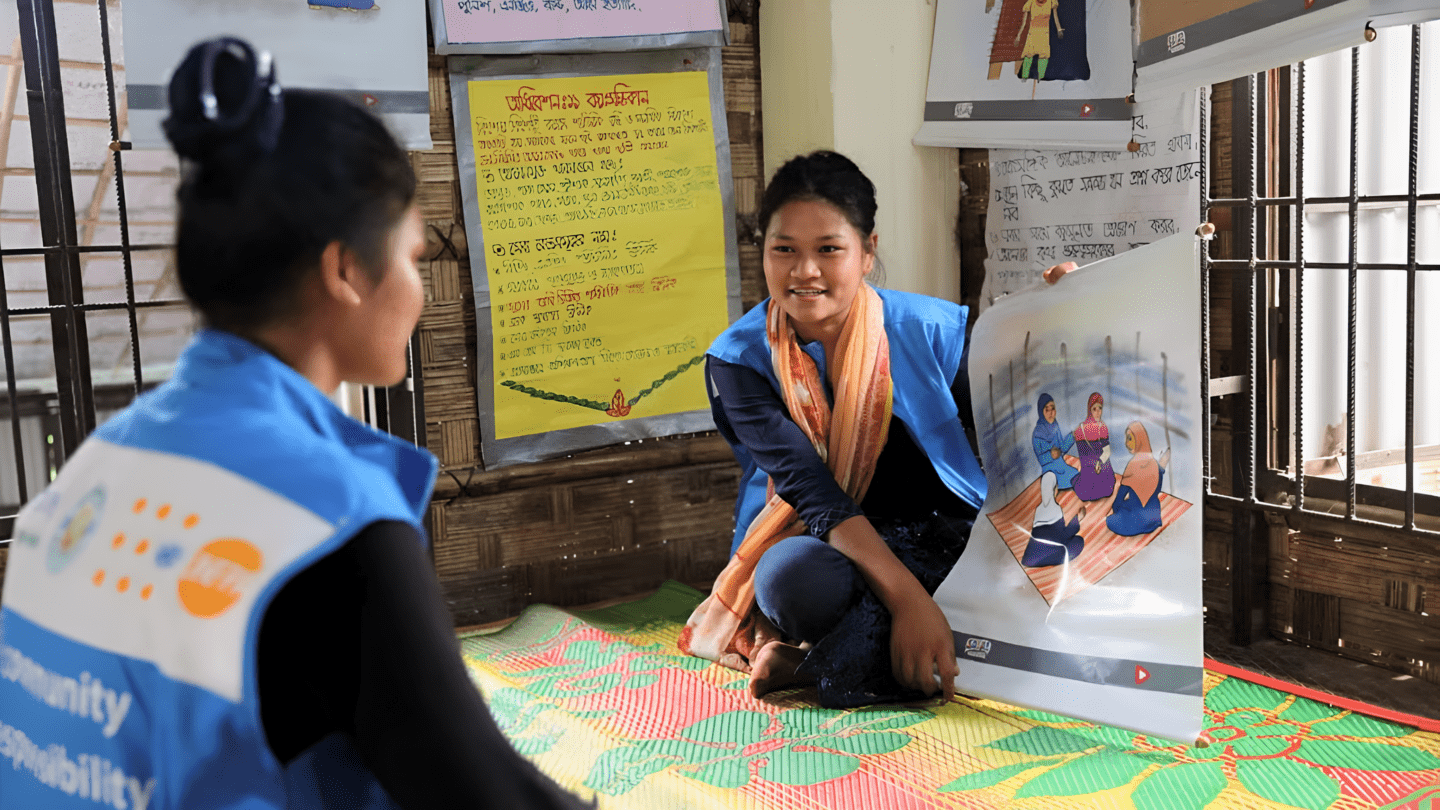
[792,253,822,280]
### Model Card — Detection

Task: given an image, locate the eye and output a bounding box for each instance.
[770,244,795,253]
[818,244,842,253]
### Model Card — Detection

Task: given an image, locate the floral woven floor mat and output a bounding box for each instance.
[459,581,1440,809]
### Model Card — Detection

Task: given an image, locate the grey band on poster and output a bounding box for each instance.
[127,84,430,114]
[448,48,742,469]
[953,631,1204,696]
[1135,0,1354,68]
[429,0,729,55]
[923,98,1131,123]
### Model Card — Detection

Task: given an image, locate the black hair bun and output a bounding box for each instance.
[808,150,863,175]
[162,37,284,166]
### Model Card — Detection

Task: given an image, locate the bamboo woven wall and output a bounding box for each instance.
[1270,516,1439,684]
[413,16,765,626]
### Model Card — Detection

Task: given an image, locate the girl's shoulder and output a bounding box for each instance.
[708,300,770,366]
[876,289,967,328]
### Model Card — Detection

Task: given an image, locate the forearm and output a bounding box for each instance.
[826,514,958,698]
[825,515,929,613]
[709,358,863,536]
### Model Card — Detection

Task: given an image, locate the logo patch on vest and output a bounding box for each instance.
[46,487,106,574]
[178,539,264,619]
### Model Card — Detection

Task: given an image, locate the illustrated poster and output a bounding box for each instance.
[451,52,738,466]
[431,0,726,54]
[936,233,1204,743]
[980,91,1201,310]
[916,0,1134,149]
[121,0,431,150]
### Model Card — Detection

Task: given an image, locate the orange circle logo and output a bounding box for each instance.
[177,539,264,619]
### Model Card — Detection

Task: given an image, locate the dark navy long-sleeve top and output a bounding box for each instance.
[706,336,978,539]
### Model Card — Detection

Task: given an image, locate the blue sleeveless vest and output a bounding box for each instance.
[0,329,437,809]
[708,289,988,552]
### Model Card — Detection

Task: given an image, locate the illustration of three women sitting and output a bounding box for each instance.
[1025,391,1172,567]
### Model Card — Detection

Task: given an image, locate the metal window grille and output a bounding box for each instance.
[0,0,424,545]
[1203,23,1440,641]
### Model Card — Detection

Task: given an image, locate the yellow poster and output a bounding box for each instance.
[466,71,729,440]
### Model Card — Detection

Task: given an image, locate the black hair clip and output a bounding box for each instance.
[195,37,284,154]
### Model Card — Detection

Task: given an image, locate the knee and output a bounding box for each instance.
[753,535,860,643]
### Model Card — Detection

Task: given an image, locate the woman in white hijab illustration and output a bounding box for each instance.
[1023,471,1086,567]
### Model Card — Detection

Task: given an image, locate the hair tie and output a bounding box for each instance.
[191,37,285,155]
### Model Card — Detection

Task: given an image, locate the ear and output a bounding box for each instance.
[864,231,879,274]
[317,240,367,307]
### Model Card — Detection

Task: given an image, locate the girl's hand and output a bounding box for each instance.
[1051,447,1061,459]
[888,593,959,700]
[1043,262,1079,284]
[825,516,957,700]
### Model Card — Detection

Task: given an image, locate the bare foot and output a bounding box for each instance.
[748,640,813,698]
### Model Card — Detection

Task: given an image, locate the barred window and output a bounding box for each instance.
[0,0,421,542]
[1205,22,1440,531]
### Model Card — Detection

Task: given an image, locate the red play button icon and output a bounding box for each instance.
[1135,665,1150,684]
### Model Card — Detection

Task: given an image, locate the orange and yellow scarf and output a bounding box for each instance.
[679,284,893,671]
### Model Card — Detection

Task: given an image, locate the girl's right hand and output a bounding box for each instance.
[888,593,959,700]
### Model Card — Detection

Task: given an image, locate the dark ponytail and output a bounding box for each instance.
[164,38,417,332]
[757,151,878,244]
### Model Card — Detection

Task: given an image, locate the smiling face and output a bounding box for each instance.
[1043,400,1057,423]
[762,199,876,346]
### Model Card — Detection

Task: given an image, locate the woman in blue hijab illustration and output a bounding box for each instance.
[1032,392,1078,489]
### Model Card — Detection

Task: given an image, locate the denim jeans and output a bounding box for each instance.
[752,534,862,644]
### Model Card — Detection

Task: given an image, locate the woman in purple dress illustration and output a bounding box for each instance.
[1072,392,1115,501]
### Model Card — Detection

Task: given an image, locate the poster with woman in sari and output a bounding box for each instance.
[917,0,1131,148]
[992,0,1090,82]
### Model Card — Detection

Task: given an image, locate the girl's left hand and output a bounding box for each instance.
[1043,262,1079,284]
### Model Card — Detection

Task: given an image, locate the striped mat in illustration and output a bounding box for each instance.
[461,581,1440,810]
[986,475,1192,605]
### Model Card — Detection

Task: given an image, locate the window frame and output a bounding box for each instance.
[0,0,426,543]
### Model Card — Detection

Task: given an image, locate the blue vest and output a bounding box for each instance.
[0,329,437,810]
[709,289,987,552]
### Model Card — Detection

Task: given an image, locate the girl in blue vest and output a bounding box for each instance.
[679,151,1074,707]
[0,39,588,809]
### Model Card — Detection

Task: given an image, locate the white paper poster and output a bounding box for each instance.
[121,0,431,151]
[1133,0,1371,102]
[916,0,1134,149]
[980,91,1202,312]
[936,232,1204,743]
[429,0,726,54]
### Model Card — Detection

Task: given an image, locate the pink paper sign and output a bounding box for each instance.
[440,0,723,47]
